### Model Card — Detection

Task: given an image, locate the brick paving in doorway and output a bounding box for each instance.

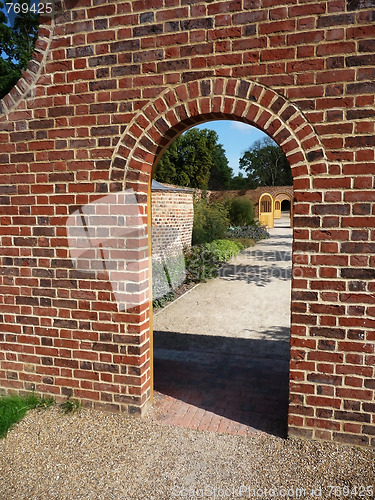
[148,347,289,438]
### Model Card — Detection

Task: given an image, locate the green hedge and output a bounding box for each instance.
[184,239,244,284]
[152,237,252,308]
[184,245,221,283]
[205,239,244,261]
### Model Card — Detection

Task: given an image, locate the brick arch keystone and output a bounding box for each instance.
[109,77,328,191]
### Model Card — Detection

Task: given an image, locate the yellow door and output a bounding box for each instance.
[259,194,274,228]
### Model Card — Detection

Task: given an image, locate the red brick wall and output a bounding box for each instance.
[0,0,374,446]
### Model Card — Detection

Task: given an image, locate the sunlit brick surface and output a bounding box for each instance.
[0,0,374,446]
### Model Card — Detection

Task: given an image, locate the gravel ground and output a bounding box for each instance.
[0,406,374,500]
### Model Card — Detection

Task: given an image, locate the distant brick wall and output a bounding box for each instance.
[0,0,374,446]
[151,187,194,254]
[211,186,294,217]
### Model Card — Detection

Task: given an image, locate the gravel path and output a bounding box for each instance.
[154,220,292,345]
[0,406,374,499]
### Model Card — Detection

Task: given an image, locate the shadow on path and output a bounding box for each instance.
[153,331,289,438]
[150,222,292,438]
[219,263,291,287]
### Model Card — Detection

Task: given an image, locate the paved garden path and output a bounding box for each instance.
[149,217,293,436]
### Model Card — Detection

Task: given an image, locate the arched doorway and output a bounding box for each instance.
[259,193,274,228]
[274,193,293,228]
[274,200,281,219]
[281,199,291,212]
[150,121,291,435]
[109,77,327,433]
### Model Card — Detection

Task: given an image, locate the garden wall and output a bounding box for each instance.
[0,0,374,446]
[151,181,194,253]
[211,185,294,217]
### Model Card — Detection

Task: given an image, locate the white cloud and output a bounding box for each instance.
[230,121,254,132]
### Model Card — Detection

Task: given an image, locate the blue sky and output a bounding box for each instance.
[1,1,17,27]
[193,120,270,176]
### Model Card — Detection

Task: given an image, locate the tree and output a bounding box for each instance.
[208,142,233,190]
[239,137,292,187]
[0,0,39,99]
[229,172,256,190]
[155,128,232,190]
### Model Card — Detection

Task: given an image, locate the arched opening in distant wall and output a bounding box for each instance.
[274,193,293,228]
[281,199,291,212]
[259,193,274,229]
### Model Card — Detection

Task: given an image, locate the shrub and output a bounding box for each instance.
[153,290,176,309]
[184,239,244,284]
[226,196,254,226]
[192,199,230,245]
[184,245,221,282]
[227,224,270,241]
[205,239,244,261]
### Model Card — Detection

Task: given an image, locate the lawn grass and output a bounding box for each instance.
[0,393,54,438]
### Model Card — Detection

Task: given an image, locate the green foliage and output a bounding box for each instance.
[60,399,81,414]
[239,137,292,187]
[153,239,243,307]
[228,237,255,248]
[205,239,244,261]
[152,254,186,309]
[185,238,244,284]
[153,290,176,309]
[192,198,230,245]
[155,128,233,190]
[152,255,185,300]
[0,393,54,438]
[184,245,221,283]
[155,126,293,191]
[226,196,254,226]
[228,172,256,190]
[0,0,39,99]
[208,142,232,190]
[227,224,270,241]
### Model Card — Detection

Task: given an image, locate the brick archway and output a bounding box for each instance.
[0,18,53,117]
[109,77,327,192]
[108,76,329,436]
[274,192,293,223]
